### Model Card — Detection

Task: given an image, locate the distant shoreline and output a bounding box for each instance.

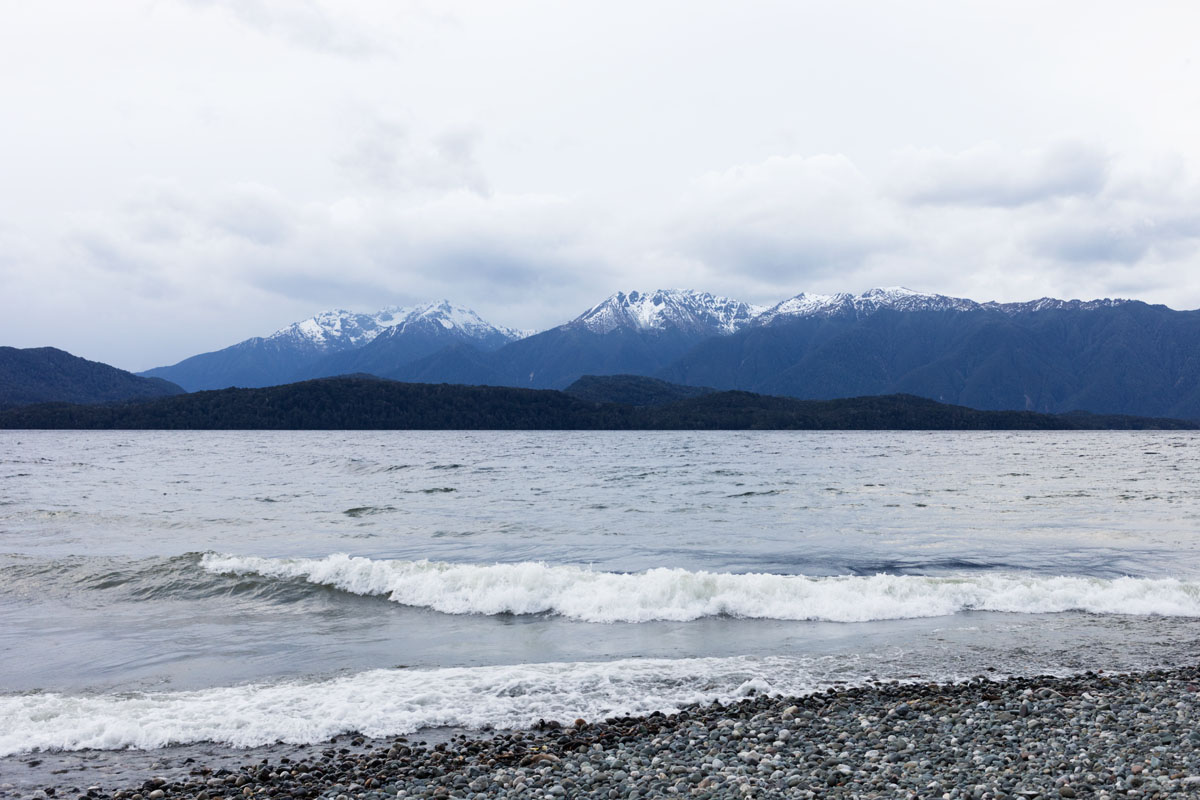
[1,375,1195,431]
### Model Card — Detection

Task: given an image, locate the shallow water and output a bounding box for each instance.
[2,430,1199,769]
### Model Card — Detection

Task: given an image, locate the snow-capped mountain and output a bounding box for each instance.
[297,301,523,381]
[572,289,766,336]
[269,302,522,353]
[759,287,976,322]
[758,286,1130,324]
[371,301,525,345]
[988,297,1130,314]
[142,286,1146,396]
[141,301,521,391]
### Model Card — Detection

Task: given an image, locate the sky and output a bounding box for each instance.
[3,1,1200,371]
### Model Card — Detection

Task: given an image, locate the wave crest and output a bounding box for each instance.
[0,656,813,756]
[200,554,1200,623]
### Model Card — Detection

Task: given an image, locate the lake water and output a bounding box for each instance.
[3,430,1200,768]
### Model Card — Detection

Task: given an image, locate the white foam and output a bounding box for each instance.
[0,656,816,756]
[201,554,1200,623]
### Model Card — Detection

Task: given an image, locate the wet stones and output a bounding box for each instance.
[38,664,1200,799]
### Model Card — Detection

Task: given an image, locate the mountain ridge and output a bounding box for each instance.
[0,347,185,408]
[126,286,1195,417]
[141,300,521,391]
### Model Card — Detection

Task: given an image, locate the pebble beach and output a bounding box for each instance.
[17,665,1200,800]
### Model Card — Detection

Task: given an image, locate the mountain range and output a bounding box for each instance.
[135,287,1200,418]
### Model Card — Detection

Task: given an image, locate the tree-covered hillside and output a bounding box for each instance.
[0,347,185,408]
[1,375,1192,430]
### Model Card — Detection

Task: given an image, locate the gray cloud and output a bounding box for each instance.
[1032,213,1200,265]
[209,185,295,246]
[891,141,1111,207]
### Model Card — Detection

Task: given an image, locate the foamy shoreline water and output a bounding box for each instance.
[6,665,1199,799]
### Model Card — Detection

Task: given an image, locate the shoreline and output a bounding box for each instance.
[7,665,1200,799]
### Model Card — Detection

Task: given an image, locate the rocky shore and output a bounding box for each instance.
[18,666,1200,800]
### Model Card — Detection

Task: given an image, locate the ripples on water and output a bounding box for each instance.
[2,430,1199,756]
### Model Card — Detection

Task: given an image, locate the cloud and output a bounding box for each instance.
[673,154,905,282]
[1029,203,1200,266]
[338,122,490,196]
[210,184,295,246]
[7,137,1200,372]
[890,141,1111,207]
[655,145,1200,309]
[179,0,390,58]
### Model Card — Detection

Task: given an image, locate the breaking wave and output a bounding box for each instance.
[0,656,817,756]
[201,553,1200,623]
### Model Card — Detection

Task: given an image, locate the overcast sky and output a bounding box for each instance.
[3,1,1200,370]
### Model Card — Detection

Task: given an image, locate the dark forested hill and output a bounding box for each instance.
[564,375,718,406]
[1,375,1192,430]
[0,347,185,408]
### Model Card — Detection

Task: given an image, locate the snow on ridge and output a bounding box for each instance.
[402,300,526,340]
[758,287,1129,324]
[261,289,1134,354]
[269,309,393,351]
[573,289,765,335]
[986,297,1129,313]
[266,302,524,352]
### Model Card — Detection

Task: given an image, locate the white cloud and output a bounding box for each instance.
[179,0,391,57]
[338,121,490,196]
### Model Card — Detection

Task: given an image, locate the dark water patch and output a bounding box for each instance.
[344,506,398,517]
[431,464,465,470]
[727,490,782,498]
[844,558,1022,576]
[415,487,456,494]
[0,553,350,607]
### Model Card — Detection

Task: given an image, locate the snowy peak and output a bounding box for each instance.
[269,302,523,353]
[988,297,1129,314]
[380,300,525,343]
[268,308,402,352]
[573,289,766,336]
[759,287,1130,324]
[759,287,978,323]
